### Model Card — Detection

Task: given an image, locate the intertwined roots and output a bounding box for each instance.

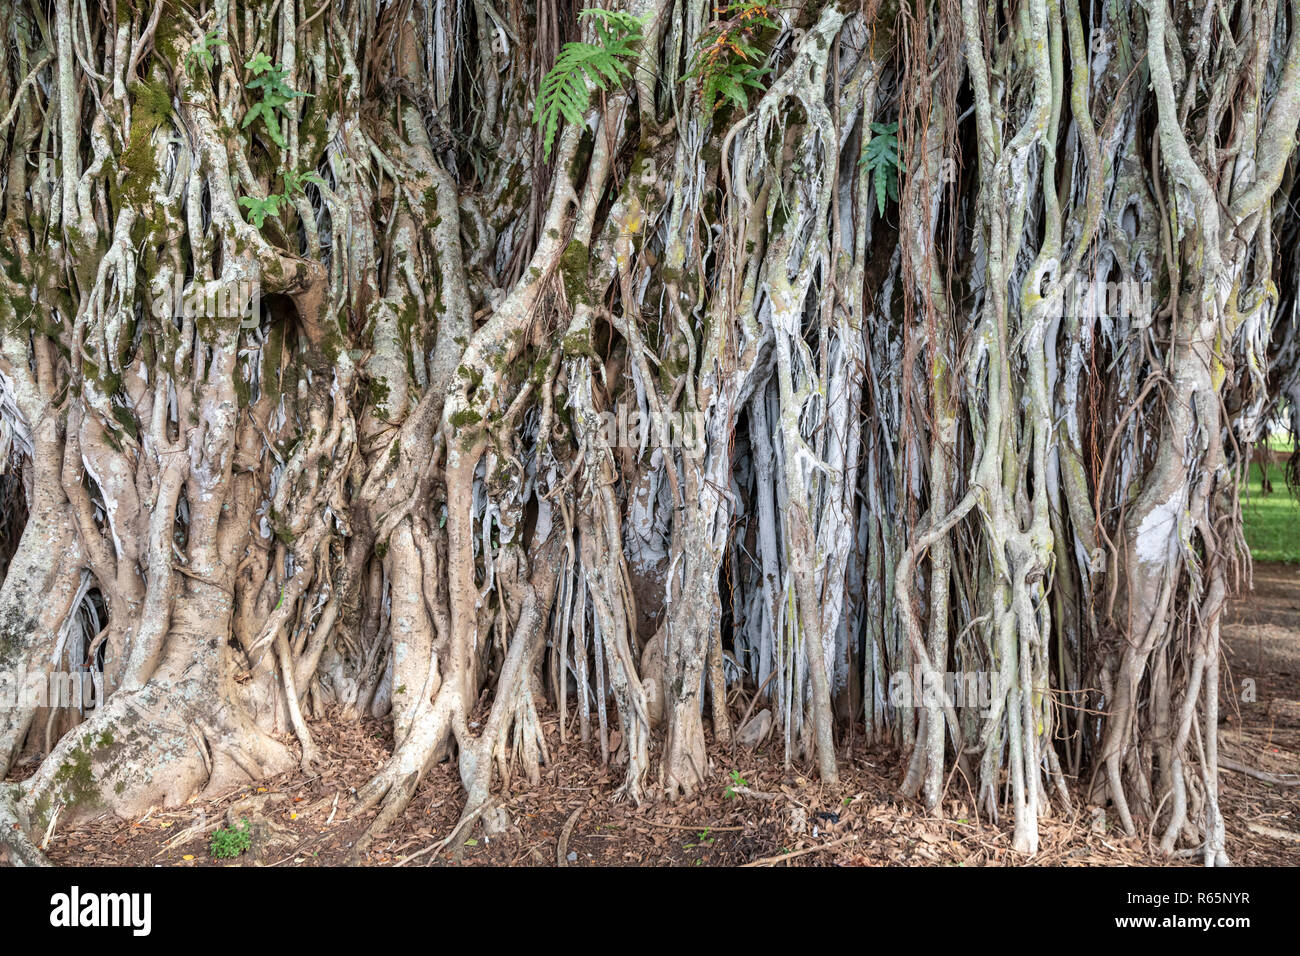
[2,0,1298,866]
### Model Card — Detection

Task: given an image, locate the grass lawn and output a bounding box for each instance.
[1241,459,1300,564]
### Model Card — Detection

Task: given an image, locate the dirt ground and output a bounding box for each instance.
[1216,561,1300,865]
[12,563,1300,867]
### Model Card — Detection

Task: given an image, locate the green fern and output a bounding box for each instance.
[684,2,780,120]
[860,121,903,217]
[237,193,283,229]
[185,29,226,78]
[693,59,770,119]
[242,53,309,150]
[534,9,646,159]
[239,166,325,229]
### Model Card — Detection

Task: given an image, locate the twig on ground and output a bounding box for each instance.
[742,834,858,867]
[557,802,585,866]
[1219,757,1300,786]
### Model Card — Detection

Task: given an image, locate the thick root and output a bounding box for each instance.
[0,788,50,866]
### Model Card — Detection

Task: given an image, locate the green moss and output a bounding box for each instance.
[456,364,484,391]
[271,513,295,545]
[561,329,598,360]
[559,240,592,305]
[117,78,173,211]
[152,2,185,63]
[567,131,595,184]
[52,741,103,813]
[82,357,124,402]
[369,376,391,417]
[232,366,253,407]
[449,407,482,428]
[260,324,286,400]
[420,187,439,221]
[529,350,555,384]
[31,793,52,833]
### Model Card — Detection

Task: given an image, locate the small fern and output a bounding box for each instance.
[242,53,309,150]
[860,121,903,217]
[239,166,325,229]
[693,60,770,119]
[185,29,226,78]
[534,9,646,159]
[684,1,779,119]
[238,193,282,229]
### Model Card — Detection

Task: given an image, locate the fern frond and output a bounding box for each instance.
[580,8,647,38]
[861,122,903,217]
[683,2,777,121]
[534,9,646,158]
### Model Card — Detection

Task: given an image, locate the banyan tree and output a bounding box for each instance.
[2,0,1299,866]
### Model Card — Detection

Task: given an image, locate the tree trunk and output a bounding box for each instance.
[1,0,1297,865]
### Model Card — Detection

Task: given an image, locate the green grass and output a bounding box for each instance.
[1241,460,1300,564]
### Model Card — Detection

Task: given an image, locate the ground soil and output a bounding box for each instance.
[1216,561,1300,865]
[10,563,1299,867]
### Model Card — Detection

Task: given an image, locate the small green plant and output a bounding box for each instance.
[210,818,252,859]
[239,166,325,229]
[723,769,747,798]
[533,9,646,159]
[242,52,309,149]
[683,828,715,848]
[186,29,226,77]
[684,2,778,119]
[860,121,903,217]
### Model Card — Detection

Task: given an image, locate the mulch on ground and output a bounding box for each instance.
[14,563,1300,867]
